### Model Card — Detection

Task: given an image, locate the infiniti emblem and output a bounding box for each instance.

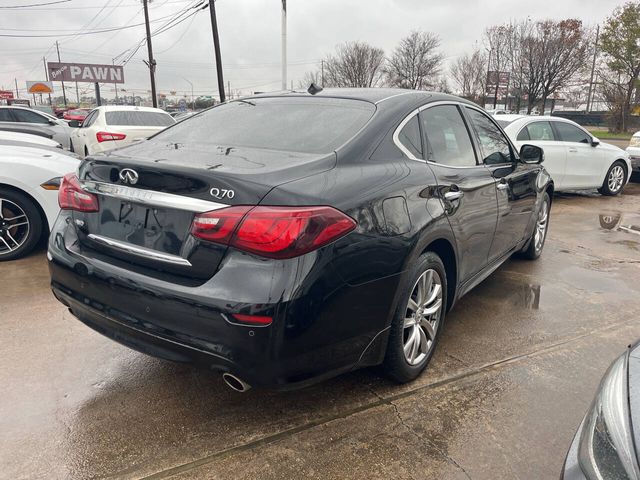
[119,168,139,185]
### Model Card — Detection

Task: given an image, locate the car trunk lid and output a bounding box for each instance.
[73,141,335,281]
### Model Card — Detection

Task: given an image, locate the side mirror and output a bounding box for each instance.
[591,137,600,147]
[520,144,544,164]
[48,119,57,126]
[68,120,81,128]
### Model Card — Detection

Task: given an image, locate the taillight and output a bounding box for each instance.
[58,173,99,212]
[96,131,126,143]
[191,206,356,259]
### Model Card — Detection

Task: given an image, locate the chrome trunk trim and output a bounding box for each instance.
[87,234,192,266]
[81,181,227,213]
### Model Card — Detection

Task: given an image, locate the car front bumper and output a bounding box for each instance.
[47,212,398,389]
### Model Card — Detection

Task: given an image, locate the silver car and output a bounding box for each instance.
[0,106,72,149]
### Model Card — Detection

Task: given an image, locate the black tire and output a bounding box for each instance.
[0,188,43,261]
[521,191,550,260]
[69,139,75,153]
[383,252,447,383]
[598,160,627,196]
[84,146,89,158]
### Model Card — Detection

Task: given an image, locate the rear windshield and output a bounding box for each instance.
[154,97,376,154]
[105,111,175,127]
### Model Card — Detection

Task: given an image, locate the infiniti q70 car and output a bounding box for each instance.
[48,88,552,391]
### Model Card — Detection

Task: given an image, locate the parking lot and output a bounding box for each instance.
[0,177,637,479]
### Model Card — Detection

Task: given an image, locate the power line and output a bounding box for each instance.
[0,0,71,8]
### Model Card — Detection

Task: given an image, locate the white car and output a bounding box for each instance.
[70,106,175,157]
[0,145,79,260]
[625,131,640,175]
[0,130,62,149]
[0,105,72,149]
[497,115,631,195]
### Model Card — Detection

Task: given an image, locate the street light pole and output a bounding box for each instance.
[142,0,158,108]
[182,77,194,110]
[208,0,225,103]
[281,0,287,90]
[55,41,67,107]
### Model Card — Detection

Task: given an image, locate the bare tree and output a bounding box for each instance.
[484,25,511,108]
[323,42,385,88]
[536,19,589,114]
[298,71,319,89]
[450,49,487,104]
[385,31,444,90]
[600,2,640,131]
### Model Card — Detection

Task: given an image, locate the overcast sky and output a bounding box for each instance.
[0,0,629,100]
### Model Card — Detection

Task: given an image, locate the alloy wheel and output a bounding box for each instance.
[403,269,443,366]
[0,198,30,255]
[534,199,549,253]
[608,165,625,193]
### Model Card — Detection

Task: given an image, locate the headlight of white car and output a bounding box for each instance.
[629,136,640,148]
[578,354,640,479]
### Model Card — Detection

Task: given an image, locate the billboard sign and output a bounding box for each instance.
[0,90,14,100]
[26,81,53,94]
[47,62,125,84]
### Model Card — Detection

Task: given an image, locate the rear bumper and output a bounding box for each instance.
[48,212,399,389]
[626,147,640,171]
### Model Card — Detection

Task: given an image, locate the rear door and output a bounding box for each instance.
[516,120,568,188]
[418,103,498,282]
[552,121,603,189]
[464,106,538,262]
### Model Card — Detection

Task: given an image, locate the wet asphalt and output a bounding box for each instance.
[2,181,640,480]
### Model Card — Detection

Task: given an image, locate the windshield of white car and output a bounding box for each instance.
[154,97,377,154]
[105,111,175,127]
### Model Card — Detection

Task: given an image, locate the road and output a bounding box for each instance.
[2,183,640,479]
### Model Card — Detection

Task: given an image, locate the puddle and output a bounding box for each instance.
[598,213,640,236]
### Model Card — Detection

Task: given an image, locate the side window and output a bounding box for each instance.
[465,107,514,165]
[420,105,476,167]
[0,109,13,122]
[397,115,422,158]
[12,109,49,124]
[517,127,530,141]
[526,122,555,141]
[554,122,590,144]
[82,111,97,127]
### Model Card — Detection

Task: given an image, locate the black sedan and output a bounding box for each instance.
[562,341,640,479]
[48,88,553,391]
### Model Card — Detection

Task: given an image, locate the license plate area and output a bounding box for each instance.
[89,197,192,256]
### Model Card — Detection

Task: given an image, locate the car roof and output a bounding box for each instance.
[94,105,170,113]
[242,88,478,109]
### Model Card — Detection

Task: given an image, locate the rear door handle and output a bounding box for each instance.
[568,147,578,153]
[444,191,464,201]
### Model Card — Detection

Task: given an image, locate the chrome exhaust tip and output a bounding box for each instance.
[222,373,251,392]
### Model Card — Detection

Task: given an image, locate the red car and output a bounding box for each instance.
[63,108,90,122]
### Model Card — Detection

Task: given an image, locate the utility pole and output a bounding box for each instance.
[55,41,67,107]
[586,25,600,113]
[142,0,158,107]
[281,0,287,90]
[208,0,225,102]
[227,80,231,100]
[14,78,18,99]
[321,59,324,87]
[43,56,52,106]
[75,82,79,104]
[113,59,119,104]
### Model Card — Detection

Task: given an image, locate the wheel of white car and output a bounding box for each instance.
[0,187,43,261]
[599,161,627,196]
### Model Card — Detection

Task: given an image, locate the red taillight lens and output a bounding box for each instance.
[231,314,273,326]
[96,131,126,143]
[191,206,356,259]
[58,173,99,212]
[191,206,253,243]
